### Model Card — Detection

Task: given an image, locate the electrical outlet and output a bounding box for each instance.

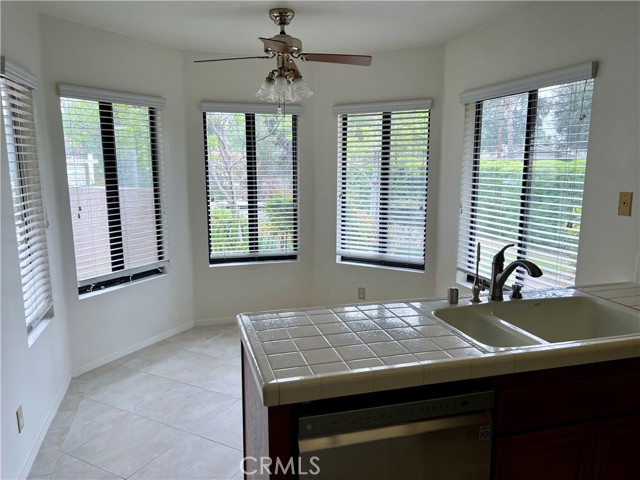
[618,192,633,216]
[358,287,366,300]
[16,406,24,433]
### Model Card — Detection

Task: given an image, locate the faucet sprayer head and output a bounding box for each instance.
[493,243,515,270]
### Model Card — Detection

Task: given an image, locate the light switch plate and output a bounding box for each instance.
[618,192,633,216]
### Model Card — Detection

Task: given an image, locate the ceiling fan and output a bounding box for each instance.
[195,8,373,104]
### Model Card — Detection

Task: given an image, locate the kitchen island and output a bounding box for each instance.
[238,283,640,479]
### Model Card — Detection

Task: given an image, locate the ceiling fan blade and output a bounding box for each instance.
[259,37,289,54]
[299,53,372,66]
[194,56,271,63]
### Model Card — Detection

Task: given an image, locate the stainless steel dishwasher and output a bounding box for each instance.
[297,391,494,480]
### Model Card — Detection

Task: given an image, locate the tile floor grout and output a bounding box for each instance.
[55,392,244,454]
[89,362,243,401]
[54,450,124,480]
[28,324,244,480]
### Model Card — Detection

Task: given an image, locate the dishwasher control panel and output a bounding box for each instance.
[299,391,494,438]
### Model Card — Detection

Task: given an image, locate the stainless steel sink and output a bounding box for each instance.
[433,293,640,352]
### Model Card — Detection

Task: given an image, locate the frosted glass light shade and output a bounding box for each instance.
[292,78,313,100]
[256,78,275,102]
[256,74,313,104]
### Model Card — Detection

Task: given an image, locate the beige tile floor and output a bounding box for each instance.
[28,324,245,480]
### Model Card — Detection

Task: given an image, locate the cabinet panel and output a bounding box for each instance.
[593,415,640,480]
[494,423,596,480]
[495,370,640,434]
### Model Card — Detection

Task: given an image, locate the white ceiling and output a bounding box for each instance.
[32,1,527,56]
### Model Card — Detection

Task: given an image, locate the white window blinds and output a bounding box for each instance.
[202,104,299,263]
[457,65,596,289]
[334,100,431,270]
[1,58,54,331]
[58,85,168,293]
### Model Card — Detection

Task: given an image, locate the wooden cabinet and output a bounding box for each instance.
[495,417,640,480]
[593,415,640,480]
[492,362,640,480]
[495,423,596,480]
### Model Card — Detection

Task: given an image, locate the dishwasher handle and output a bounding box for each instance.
[299,410,492,453]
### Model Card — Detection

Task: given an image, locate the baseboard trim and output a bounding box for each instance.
[71,320,195,377]
[194,316,236,326]
[19,372,72,479]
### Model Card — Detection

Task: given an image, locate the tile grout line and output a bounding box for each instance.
[267,305,476,376]
[75,325,238,382]
[33,326,243,479]
[75,382,244,454]
[92,362,241,400]
[122,438,182,480]
[86,394,244,454]
[62,445,127,479]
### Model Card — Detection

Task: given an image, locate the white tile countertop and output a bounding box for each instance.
[237,283,640,406]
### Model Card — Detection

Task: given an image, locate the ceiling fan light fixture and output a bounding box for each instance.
[256,72,277,101]
[273,75,289,103]
[291,77,313,101]
[199,7,370,108]
[256,70,313,104]
[274,75,288,88]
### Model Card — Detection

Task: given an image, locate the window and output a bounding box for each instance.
[457,62,597,289]
[58,85,168,294]
[202,103,300,264]
[334,100,431,270]
[1,57,54,331]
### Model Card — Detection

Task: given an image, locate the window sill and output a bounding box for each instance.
[456,271,475,292]
[337,259,425,274]
[208,257,299,268]
[28,317,51,348]
[79,271,168,299]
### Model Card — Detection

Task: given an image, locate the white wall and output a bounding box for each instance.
[2,2,639,476]
[308,46,445,305]
[1,3,72,478]
[169,1,640,319]
[182,51,315,322]
[2,10,196,475]
[183,44,445,321]
[37,15,195,371]
[437,1,640,293]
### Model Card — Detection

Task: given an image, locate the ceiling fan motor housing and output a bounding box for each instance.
[269,34,302,54]
[266,8,302,54]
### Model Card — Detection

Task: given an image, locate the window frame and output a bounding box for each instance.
[334,100,432,272]
[457,62,597,289]
[58,84,168,295]
[202,103,302,265]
